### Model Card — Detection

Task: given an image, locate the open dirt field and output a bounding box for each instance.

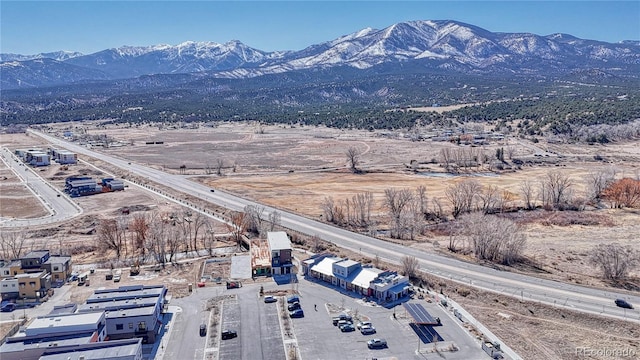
[4,122,640,359]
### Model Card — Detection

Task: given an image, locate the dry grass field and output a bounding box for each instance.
[3,122,640,359]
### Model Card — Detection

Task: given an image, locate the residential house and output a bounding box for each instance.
[0,277,19,300]
[267,232,293,275]
[15,271,52,299]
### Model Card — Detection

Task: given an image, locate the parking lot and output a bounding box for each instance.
[256,276,485,360]
[218,292,287,360]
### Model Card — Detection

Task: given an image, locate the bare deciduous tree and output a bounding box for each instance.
[227,211,247,250]
[445,179,481,218]
[244,205,266,235]
[216,159,224,176]
[130,214,149,258]
[352,192,374,227]
[585,168,616,204]
[459,213,526,265]
[96,218,127,260]
[478,185,500,214]
[0,230,27,260]
[519,180,536,210]
[540,171,573,209]
[346,146,362,173]
[310,235,323,253]
[589,243,639,281]
[146,212,168,266]
[268,210,281,232]
[321,196,337,223]
[416,185,428,215]
[203,219,217,256]
[384,188,414,239]
[401,255,420,279]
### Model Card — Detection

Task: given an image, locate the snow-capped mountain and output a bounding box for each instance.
[63,40,286,78]
[0,51,84,62]
[0,58,109,89]
[2,20,639,90]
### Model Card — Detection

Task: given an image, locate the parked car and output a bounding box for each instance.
[615,299,634,309]
[113,274,121,282]
[289,309,304,318]
[287,295,300,303]
[356,321,372,330]
[221,330,237,340]
[360,325,376,335]
[0,302,16,312]
[288,302,301,311]
[340,323,355,332]
[199,324,207,336]
[367,338,387,349]
[226,281,241,289]
[337,319,352,328]
[264,296,277,303]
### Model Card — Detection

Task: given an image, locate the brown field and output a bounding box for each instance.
[3,122,640,360]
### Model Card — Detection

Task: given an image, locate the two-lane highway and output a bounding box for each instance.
[31,130,640,324]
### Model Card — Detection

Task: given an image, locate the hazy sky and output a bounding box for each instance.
[2,1,639,55]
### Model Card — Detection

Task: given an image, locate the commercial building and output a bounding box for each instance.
[0,312,107,360]
[306,255,410,303]
[77,285,167,343]
[38,339,143,360]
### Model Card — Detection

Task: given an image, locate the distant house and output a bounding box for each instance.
[51,149,77,164]
[1,250,73,286]
[267,232,293,275]
[0,277,19,300]
[26,151,50,166]
[14,271,52,299]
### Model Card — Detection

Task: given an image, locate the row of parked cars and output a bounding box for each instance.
[286,294,305,318]
[331,313,387,349]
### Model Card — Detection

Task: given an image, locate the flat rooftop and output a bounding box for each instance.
[39,339,142,360]
[86,286,165,303]
[0,332,94,353]
[78,296,159,312]
[105,306,156,318]
[26,312,104,336]
[267,231,291,251]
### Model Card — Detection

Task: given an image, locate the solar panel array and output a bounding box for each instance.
[403,302,438,324]
[410,323,444,343]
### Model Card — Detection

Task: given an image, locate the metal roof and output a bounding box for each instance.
[403,302,439,325]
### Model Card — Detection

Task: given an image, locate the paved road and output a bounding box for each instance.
[0,146,82,227]
[30,130,640,324]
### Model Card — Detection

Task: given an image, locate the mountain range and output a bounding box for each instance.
[1,20,639,90]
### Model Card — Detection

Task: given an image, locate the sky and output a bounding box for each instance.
[1,1,639,55]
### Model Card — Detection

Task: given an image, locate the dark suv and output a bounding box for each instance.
[615,299,634,309]
[199,324,207,336]
[221,330,238,340]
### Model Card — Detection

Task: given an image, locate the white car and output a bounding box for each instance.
[360,324,376,335]
[356,321,372,330]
